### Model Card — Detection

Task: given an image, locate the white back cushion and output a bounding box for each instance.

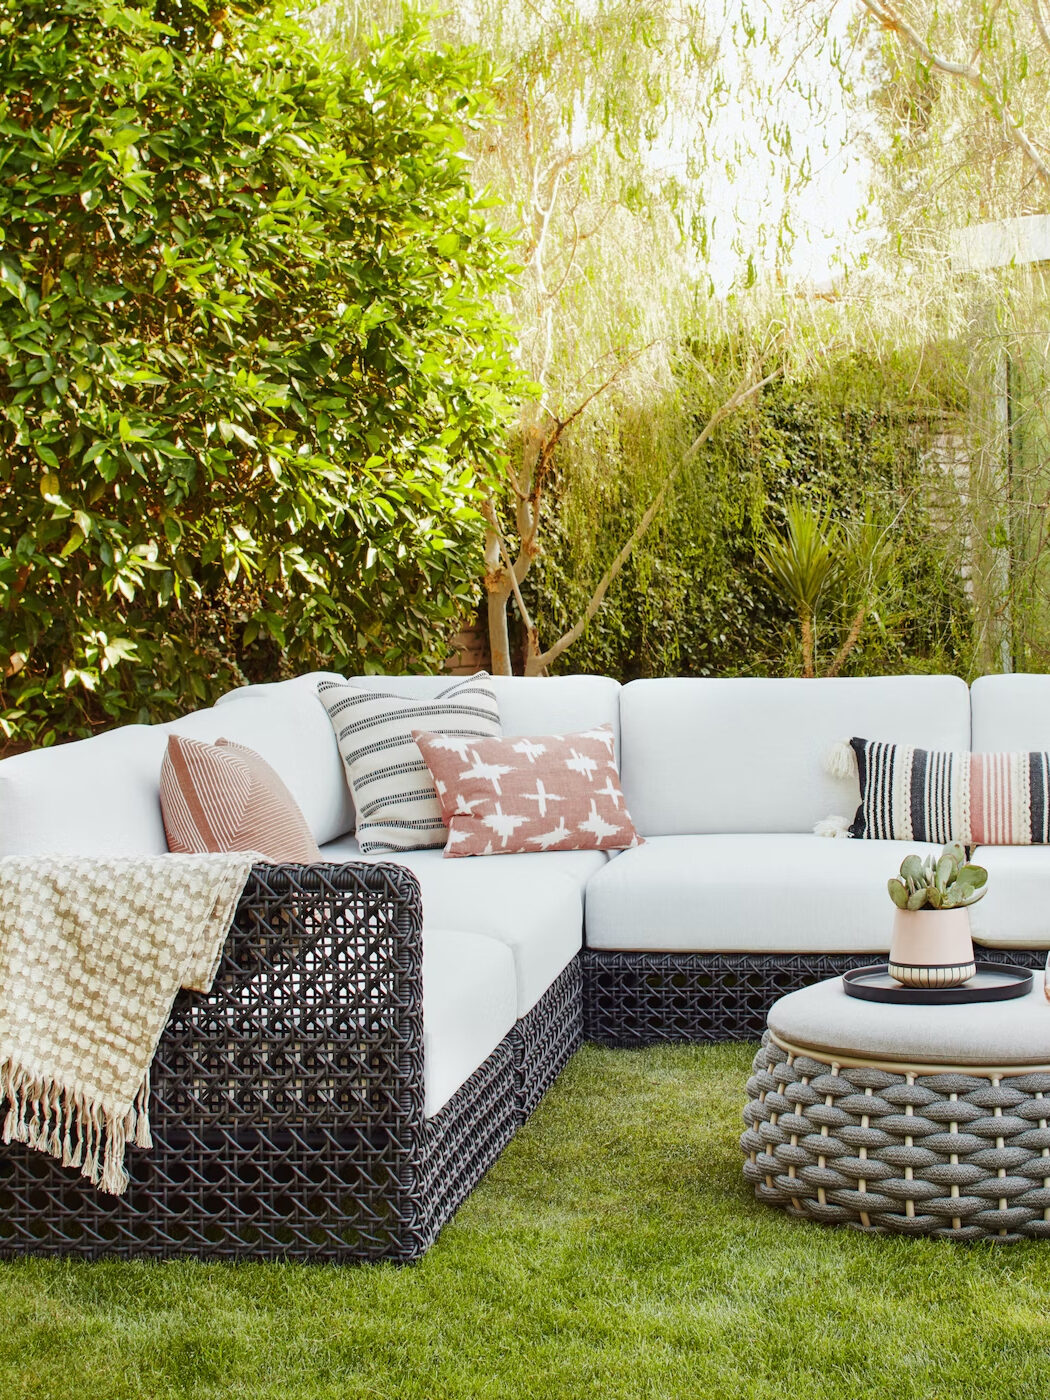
[619,675,972,836]
[216,673,621,836]
[0,661,366,856]
[970,674,1050,752]
[0,676,355,856]
[172,685,352,844]
[215,672,347,704]
[0,725,169,856]
[345,674,623,747]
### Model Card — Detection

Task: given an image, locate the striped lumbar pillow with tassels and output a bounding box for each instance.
[817,736,1050,845]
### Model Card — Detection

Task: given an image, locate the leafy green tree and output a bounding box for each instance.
[330,1,800,675]
[0,0,520,745]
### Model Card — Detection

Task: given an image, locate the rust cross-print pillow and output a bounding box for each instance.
[413,725,643,857]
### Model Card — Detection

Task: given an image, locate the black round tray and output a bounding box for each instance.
[843,961,1034,1005]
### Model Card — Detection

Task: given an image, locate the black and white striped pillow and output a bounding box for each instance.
[843,736,1050,844]
[317,675,501,853]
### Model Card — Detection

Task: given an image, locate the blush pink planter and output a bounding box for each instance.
[887,907,977,988]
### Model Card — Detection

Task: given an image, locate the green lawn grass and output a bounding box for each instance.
[2,1043,1049,1400]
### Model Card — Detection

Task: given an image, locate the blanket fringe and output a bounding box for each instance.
[0,1060,151,1195]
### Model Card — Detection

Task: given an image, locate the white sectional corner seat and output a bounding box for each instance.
[0,669,619,1263]
[213,670,622,1110]
[0,671,617,1123]
[1,668,1047,1263]
[582,674,995,1042]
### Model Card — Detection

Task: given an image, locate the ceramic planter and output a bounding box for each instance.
[887,907,976,988]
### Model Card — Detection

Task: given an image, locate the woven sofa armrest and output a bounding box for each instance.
[155,859,425,1135]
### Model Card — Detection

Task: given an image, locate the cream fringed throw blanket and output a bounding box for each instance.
[0,854,256,1195]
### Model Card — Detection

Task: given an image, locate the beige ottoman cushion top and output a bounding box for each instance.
[768,975,1050,1068]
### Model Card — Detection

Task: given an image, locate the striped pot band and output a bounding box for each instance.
[849,737,1050,844]
[317,673,501,853]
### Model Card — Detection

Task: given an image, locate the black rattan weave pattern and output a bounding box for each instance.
[0,862,427,1262]
[582,948,1047,1046]
[0,866,589,1264]
[390,956,587,1252]
[415,1040,518,1254]
[511,958,583,1123]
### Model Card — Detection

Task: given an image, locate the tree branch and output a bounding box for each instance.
[537,338,662,482]
[860,0,977,77]
[483,500,536,635]
[1033,0,1050,56]
[860,0,1050,188]
[547,206,581,302]
[529,365,781,672]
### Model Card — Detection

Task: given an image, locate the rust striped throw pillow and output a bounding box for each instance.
[846,737,1050,844]
[160,735,320,863]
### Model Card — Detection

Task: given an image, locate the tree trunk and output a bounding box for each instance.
[523,628,546,676]
[825,607,866,678]
[485,579,514,676]
[483,516,513,675]
[800,608,815,678]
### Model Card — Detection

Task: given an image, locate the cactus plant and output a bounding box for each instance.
[887,841,988,911]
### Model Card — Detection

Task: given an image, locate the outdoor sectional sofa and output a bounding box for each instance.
[0,670,1047,1263]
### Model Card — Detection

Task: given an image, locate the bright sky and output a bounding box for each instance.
[663,0,877,294]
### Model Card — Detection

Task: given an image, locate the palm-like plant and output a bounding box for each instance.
[756,498,840,677]
[826,506,899,677]
[757,497,899,678]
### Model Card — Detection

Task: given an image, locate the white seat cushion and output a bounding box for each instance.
[320,834,606,889]
[0,725,170,856]
[769,977,1050,1068]
[970,845,1050,949]
[320,835,597,1013]
[584,834,944,953]
[619,675,972,837]
[168,690,352,845]
[423,928,517,1117]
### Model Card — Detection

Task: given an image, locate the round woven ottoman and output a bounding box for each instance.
[741,977,1050,1242]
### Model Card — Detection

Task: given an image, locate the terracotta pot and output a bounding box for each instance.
[887,907,976,988]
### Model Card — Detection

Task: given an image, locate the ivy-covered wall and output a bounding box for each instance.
[526,348,974,680]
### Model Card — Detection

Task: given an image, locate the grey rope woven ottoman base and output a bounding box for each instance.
[742,999,1050,1243]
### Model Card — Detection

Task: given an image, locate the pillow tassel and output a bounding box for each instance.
[813,814,852,839]
[824,739,857,781]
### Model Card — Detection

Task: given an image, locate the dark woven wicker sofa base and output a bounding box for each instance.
[582,948,1046,1046]
[0,855,1042,1262]
[742,1031,1050,1242]
[0,864,580,1264]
